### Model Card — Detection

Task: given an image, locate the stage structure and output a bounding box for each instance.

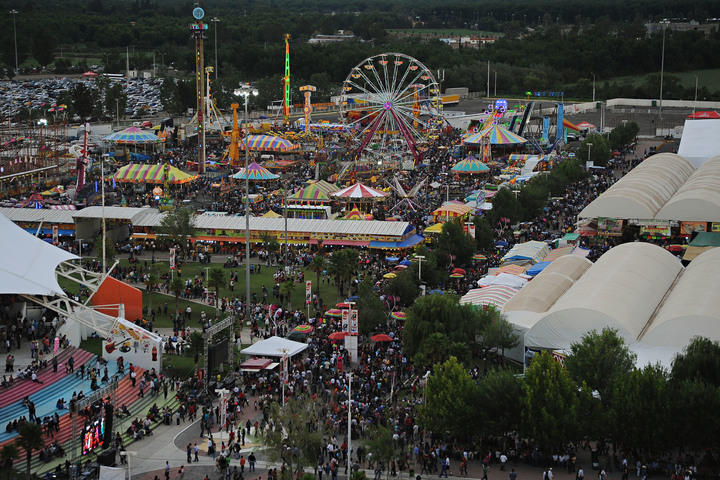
[203,316,235,377]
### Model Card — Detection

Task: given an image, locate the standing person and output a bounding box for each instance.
[500,453,508,471]
[193,443,200,463]
[52,356,58,373]
[577,466,585,480]
[186,444,192,464]
[482,463,489,480]
[165,461,171,480]
[510,469,518,480]
[249,452,256,472]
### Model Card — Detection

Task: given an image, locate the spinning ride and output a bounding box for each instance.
[340,53,442,165]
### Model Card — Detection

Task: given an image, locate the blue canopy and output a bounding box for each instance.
[399,259,412,266]
[526,261,551,276]
[495,240,509,247]
[385,256,400,262]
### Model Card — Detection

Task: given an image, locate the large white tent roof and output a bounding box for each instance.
[524,243,682,349]
[240,336,309,358]
[655,155,720,222]
[0,213,77,296]
[578,153,694,220]
[677,119,720,167]
[641,247,720,348]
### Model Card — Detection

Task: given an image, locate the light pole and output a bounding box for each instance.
[9,10,18,74]
[659,20,670,122]
[101,151,107,274]
[347,372,352,474]
[693,75,698,115]
[592,73,596,103]
[210,17,220,79]
[415,255,425,283]
[586,142,593,165]
[234,83,258,324]
[119,450,137,480]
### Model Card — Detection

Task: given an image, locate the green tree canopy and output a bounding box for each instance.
[481,313,520,363]
[17,422,44,480]
[357,277,386,335]
[421,356,478,440]
[580,133,611,166]
[671,336,720,387]
[386,269,419,307]
[435,219,475,268]
[158,207,196,257]
[476,368,523,436]
[565,328,636,404]
[208,268,226,314]
[473,216,495,252]
[522,350,579,451]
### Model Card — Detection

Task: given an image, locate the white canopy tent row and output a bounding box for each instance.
[501,243,720,367]
[240,336,309,358]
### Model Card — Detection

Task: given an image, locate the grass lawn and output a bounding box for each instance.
[80,337,103,356]
[59,260,345,330]
[601,68,720,90]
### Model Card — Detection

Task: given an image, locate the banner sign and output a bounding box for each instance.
[305,280,312,305]
[169,248,176,270]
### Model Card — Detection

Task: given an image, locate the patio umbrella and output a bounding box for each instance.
[687,111,720,119]
[336,302,352,308]
[394,265,408,270]
[449,273,464,279]
[576,121,596,129]
[473,253,487,261]
[292,325,314,334]
[390,312,406,321]
[399,259,412,266]
[329,331,349,341]
[383,273,397,279]
[429,289,444,295]
[232,161,280,181]
[452,268,466,275]
[386,256,400,262]
[371,333,394,342]
[325,309,343,318]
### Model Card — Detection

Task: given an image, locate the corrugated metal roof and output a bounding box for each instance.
[0,207,74,224]
[72,206,158,222]
[134,212,410,238]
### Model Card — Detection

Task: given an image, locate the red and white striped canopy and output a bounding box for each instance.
[331,182,389,199]
[459,286,519,310]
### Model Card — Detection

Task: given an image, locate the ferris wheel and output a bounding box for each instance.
[339,53,443,165]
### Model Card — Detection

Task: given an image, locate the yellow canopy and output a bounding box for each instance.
[424,223,444,234]
[261,210,282,218]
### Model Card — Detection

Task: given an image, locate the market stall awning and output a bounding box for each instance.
[432,203,473,218]
[369,234,424,249]
[113,164,198,184]
[460,286,519,310]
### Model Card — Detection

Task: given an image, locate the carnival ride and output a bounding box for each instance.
[339,53,443,165]
[387,176,427,212]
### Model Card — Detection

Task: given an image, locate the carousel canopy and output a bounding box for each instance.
[231,161,280,181]
[103,126,160,144]
[113,164,198,184]
[451,157,490,174]
[331,182,389,200]
[341,208,371,220]
[242,134,300,152]
[288,182,336,203]
[464,125,527,145]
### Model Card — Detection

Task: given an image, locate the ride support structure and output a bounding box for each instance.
[191,11,209,174]
[283,34,291,125]
[299,85,316,134]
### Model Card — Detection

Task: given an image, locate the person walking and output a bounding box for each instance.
[194,443,200,463]
[510,468,518,480]
[165,461,171,480]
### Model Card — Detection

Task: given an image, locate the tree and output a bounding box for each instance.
[609,364,670,451]
[265,396,325,478]
[208,268,226,315]
[71,83,97,119]
[17,422,44,480]
[366,425,400,474]
[170,275,184,321]
[580,133,611,166]
[95,233,116,267]
[357,277,386,335]
[104,81,128,120]
[0,443,18,480]
[522,351,579,451]
[327,248,358,297]
[487,187,522,225]
[608,121,639,150]
[404,294,492,365]
[279,280,296,310]
[309,254,326,295]
[481,313,520,363]
[671,337,720,387]
[158,207,195,258]
[565,328,636,404]
[473,216,494,252]
[476,368,523,436]
[435,219,475,267]
[31,32,56,67]
[421,356,478,440]
[260,232,280,261]
[386,269,419,307]
[144,266,158,316]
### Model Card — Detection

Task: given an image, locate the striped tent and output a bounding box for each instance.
[496,264,528,276]
[287,181,337,204]
[463,125,527,145]
[432,203,473,220]
[231,161,280,181]
[331,182,389,200]
[113,164,198,184]
[451,156,490,174]
[241,134,300,152]
[103,126,160,144]
[341,208,371,220]
[544,246,576,262]
[460,286,519,310]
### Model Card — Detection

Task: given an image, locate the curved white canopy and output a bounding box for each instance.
[655,155,720,222]
[0,213,77,296]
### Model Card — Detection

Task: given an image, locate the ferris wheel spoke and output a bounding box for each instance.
[345,79,386,104]
[389,58,400,101]
[394,110,427,141]
[349,70,385,101]
[345,108,386,130]
[353,111,386,142]
[388,109,420,159]
[393,71,427,103]
[368,64,390,102]
[394,104,432,136]
[357,66,387,101]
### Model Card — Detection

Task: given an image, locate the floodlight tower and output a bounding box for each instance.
[283,34,291,125]
[299,85,316,134]
[191,5,208,174]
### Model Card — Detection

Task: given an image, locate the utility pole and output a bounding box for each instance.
[10,10,19,74]
[494,71,497,97]
[486,60,490,98]
[659,21,669,122]
[347,372,352,475]
[592,73,596,103]
[693,75,698,115]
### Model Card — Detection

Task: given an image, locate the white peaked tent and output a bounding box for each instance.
[241,336,309,358]
[0,212,77,295]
